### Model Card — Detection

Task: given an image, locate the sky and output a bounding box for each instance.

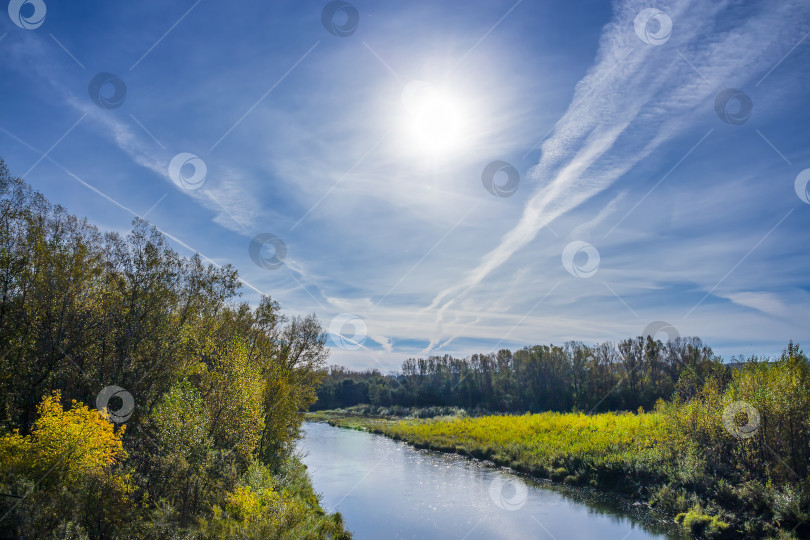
[1,0,809,371]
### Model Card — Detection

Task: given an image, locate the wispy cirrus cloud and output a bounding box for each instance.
[3,29,263,235]
[425,0,810,351]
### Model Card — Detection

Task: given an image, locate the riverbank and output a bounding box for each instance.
[307,407,803,539]
[199,455,352,539]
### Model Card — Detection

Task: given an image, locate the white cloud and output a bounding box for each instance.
[719,291,788,317]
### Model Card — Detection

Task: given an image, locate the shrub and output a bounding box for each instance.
[0,392,132,538]
[675,507,730,538]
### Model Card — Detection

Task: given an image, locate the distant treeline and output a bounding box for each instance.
[315,337,734,412]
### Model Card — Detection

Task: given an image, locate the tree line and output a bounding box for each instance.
[315,336,732,413]
[0,161,349,538]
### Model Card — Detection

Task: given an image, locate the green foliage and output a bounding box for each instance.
[315,336,721,413]
[675,507,730,539]
[0,161,345,538]
[199,460,350,539]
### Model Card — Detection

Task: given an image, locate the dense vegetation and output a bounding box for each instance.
[315,337,724,412]
[0,161,349,538]
[315,345,810,538]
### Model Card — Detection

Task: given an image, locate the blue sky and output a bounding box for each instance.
[2,0,809,370]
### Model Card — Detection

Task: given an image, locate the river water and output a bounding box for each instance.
[298,422,684,539]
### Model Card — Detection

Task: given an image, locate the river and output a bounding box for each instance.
[298,422,684,539]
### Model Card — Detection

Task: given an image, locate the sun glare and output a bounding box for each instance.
[401,81,469,156]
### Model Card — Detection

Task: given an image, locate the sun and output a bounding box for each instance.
[401,81,469,156]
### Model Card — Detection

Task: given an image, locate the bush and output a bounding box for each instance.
[0,392,132,538]
[675,507,730,538]
[199,460,351,539]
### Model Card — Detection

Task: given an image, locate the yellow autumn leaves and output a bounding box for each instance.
[0,391,130,494]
